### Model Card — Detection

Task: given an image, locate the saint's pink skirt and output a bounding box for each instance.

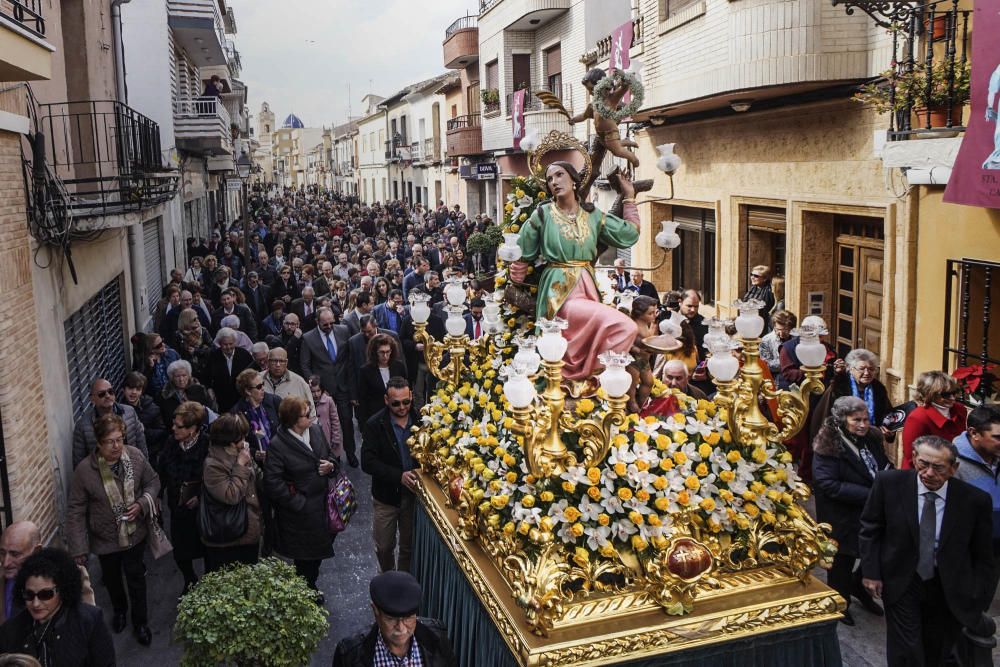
[557,274,638,380]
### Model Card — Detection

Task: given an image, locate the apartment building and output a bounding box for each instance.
[357,94,388,204]
[331,120,359,196]
[0,0,184,538]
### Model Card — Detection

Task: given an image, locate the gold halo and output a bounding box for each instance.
[528,130,593,186]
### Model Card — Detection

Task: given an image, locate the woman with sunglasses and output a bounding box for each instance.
[741,264,775,329]
[66,414,159,647]
[158,401,210,596]
[900,370,968,469]
[0,548,115,665]
[270,264,301,306]
[263,396,338,603]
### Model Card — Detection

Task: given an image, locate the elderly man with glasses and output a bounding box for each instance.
[361,377,420,573]
[72,378,148,468]
[260,347,314,417]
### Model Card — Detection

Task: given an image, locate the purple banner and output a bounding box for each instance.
[943,0,1000,209]
[512,89,526,150]
[610,20,633,74]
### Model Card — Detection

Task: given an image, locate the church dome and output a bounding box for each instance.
[282,114,305,129]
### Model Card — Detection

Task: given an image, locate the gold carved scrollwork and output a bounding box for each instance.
[504,543,572,636]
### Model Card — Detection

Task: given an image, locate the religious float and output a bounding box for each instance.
[405,64,844,667]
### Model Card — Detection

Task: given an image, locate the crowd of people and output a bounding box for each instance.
[0,183,995,666]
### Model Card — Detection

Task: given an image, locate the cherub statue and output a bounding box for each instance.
[568,69,640,168]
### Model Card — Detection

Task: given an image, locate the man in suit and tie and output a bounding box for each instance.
[290,286,319,332]
[341,291,373,338]
[860,435,996,666]
[211,288,259,340]
[464,299,486,340]
[611,258,630,292]
[242,271,271,326]
[204,327,254,413]
[300,307,358,467]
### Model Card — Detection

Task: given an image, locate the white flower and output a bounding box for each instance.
[578,496,603,522]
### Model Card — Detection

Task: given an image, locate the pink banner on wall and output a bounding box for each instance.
[512,89,526,150]
[943,0,1000,209]
[609,20,633,74]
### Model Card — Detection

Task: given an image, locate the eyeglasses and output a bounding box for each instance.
[390,399,412,407]
[23,588,58,602]
[913,457,953,474]
[750,274,762,279]
[940,390,958,399]
[94,390,114,399]
[253,383,265,390]
[154,341,166,349]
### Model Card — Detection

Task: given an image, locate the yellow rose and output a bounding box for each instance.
[742,490,756,501]
[517,521,531,535]
[699,498,716,512]
[631,535,649,552]
[780,451,793,463]
[695,463,708,477]
[599,543,617,558]
[614,462,627,476]
[722,430,733,443]
[705,431,721,446]
[655,434,671,450]
[574,398,595,416]
[636,489,650,502]
[505,471,518,483]
[537,191,546,199]
[677,490,690,505]
[539,516,554,532]
[515,189,525,198]
[726,450,742,463]
[673,451,688,465]
[562,481,576,493]
[570,523,585,537]
[539,491,554,503]
[587,486,602,501]
[503,521,516,536]
[763,472,777,485]
[647,514,662,527]
[491,494,509,509]
[635,459,650,472]
[660,458,674,471]
[633,432,649,445]
[652,535,669,551]
[762,511,776,524]
[504,203,514,213]
[510,223,520,233]
[654,497,670,511]
[502,454,516,467]
[518,213,527,222]
[695,410,708,422]
[597,513,611,526]
[617,487,633,501]
[628,511,644,526]
[719,470,735,483]
[698,443,712,459]
[521,494,535,508]
[719,489,734,502]
[744,502,760,517]
[750,481,766,495]
[563,506,582,523]
[481,469,495,481]
[684,475,701,490]
[586,467,602,485]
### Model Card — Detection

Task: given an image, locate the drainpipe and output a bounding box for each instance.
[112,0,147,331]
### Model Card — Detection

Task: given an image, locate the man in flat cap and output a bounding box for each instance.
[332,571,456,667]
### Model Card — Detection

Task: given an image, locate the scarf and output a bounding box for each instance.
[97,449,137,548]
[248,403,273,451]
[842,429,879,479]
[849,375,876,424]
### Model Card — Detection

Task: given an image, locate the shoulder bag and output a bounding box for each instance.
[198,486,248,544]
[142,492,173,559]
[326,469,357,535]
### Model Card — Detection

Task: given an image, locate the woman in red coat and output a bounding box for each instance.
[900,370,967,468]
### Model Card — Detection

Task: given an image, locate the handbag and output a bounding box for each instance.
[142,492,173,560]
[197,487,248,544]
[326,470,357,535]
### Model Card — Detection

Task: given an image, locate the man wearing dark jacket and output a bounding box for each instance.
[333,570,456,667]
[860,435,996,666]
[361,377,418,572]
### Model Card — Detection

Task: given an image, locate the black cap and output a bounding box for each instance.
[370,571,421,617]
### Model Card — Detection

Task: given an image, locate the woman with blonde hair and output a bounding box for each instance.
[900,370,967,468]
[741,264,775,325]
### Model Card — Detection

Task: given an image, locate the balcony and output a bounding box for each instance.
[446,113,483,156]
[167,0,226,67]
[443,15,478,69]
[0,0,54,81]
[174,96,233,156]
[591,16,643,64]
[479,0,571,30]
[32,100,178,219]
[224,41,241,78]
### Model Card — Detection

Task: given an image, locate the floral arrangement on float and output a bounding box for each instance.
[405,124,840,641]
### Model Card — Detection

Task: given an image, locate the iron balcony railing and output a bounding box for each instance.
[505,91,541,115]
[479,0,501,14]
[37,100,178,217]
[0,0,44,38]
[447,113,481,131]
[445,15,477,38]
[943,258,999,406]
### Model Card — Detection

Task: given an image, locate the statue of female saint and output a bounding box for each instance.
[509,161,640,381]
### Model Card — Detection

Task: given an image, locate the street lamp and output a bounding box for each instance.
[236,152,253,265]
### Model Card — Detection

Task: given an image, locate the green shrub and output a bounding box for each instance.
[175,558,328,667]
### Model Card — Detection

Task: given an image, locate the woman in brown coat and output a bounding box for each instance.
[66,414,160,646]
[202,414,262,572]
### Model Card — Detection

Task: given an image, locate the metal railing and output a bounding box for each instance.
[943,258,999,406]
[0,0,44,38]
[37,100,178,217]
[505,91,541,115]
[479,0,501,14]
[447,113,481,131]
[594,16,643,62]
[174,95,233,128]
[445,15,477,38]
[424,137,438,161]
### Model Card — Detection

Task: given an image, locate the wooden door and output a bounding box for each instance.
[834,239,883,358]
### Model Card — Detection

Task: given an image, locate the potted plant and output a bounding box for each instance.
[952,363,998,406]
[481,88,500,113]
[853,59,970,127]
[175,558,328,666]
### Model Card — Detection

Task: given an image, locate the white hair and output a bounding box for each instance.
[220,314,241,330]
[214,327,238,345]
[663,359,689,376]
[251,342,269,355]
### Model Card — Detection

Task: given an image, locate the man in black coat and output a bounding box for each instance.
[203,329,253,413]
[242,272,271,325]
[361,377,419,573]
[332,571,456,667]
[300,307,357,467]
[860,435,996,666]
[210,288,258,340]
[624,270,659,300]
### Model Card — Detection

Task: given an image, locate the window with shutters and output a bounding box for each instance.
[671,206,716,305]
[64,277,128,424]
[659,0,702,21]
[485,60,499,91]
[545,44,562,98]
